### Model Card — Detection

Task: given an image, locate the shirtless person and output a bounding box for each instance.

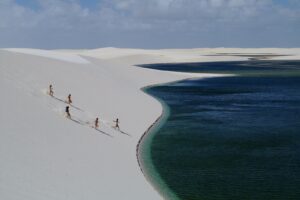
[114,118,120,130]
[49,84,54,96]
[95,117,99,129]
[67,94,72,104]
[65,106,71,118]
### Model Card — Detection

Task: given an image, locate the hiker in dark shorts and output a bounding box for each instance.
[114,118,120,130]
[49,84,54,96]
[65,106,71,118]
[95,117,99,129]
[67,94,72,104]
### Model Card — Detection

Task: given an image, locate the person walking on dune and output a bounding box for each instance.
[114,118,120,130]
[48,84,54,97]
[67,94,72,104]
[95,117,99,129]
[65,106,71,118]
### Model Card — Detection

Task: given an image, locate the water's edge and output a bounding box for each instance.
[136,76,233,199]
[136,77,228,200]
[136,61,300,200]
[136,84,180,200]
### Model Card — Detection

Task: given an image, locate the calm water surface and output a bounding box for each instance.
[143,61,300,200]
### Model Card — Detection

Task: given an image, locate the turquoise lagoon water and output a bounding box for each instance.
[140,61,300,200]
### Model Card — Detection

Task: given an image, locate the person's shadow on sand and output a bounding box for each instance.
[50,93,123,139]
[119,130,131,137]
[69,118,113,138]
[52,96,83,111]
[69,118,85,125]
[94,128,113,138]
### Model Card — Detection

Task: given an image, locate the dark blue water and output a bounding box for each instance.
[140,61,300,75]
[143,61,300,200]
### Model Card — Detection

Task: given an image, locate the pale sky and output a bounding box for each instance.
[0,0,299,49]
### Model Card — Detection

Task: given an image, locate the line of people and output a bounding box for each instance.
[48,84,120,130]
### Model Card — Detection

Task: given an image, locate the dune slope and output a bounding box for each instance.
[1,48,299,200]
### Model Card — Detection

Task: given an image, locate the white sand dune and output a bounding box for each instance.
[1,48,299,200]
[5,48,90,64]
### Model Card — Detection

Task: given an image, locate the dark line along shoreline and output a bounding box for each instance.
[136,112,163,174]
[135,80,196,200]
[135,60,300,200]
[135,86,173,200]
[135,75,233,200]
